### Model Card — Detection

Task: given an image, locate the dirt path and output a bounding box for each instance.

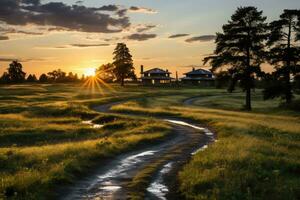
[61,99,215,200]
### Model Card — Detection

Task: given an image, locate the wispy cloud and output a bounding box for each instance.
[37,43,110,49]
[136,24,157,33]
[169,34,190,38]
[0,36,9,40]
[129,6,157,14]
[0,56,52,62]
[125,33,157,41]
[185,35,216,43]
[70,44,110,48]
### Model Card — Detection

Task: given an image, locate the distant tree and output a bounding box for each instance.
[0,72,10,84]
[47,70,58,82]
[26,74,37,82]
[74,73,79,82]
[80,74,86,82]
[263,9,300,104]
[113,43,135,86]
[7,61,26,83]
[67,72,74,81]
[96,63,115,82]
[39,73,48,83]
[47,69,66,82]
[204,7,268,110]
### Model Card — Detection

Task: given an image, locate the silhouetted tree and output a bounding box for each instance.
[294,74,300,91]
[214,71,231,88]
[263,9,300,104]
[80,74,86,82]
[39,74,48,83]
[66,72,79,82]
[113,43,135,86]
[7,61,26,83]
[0,72,10,84]
[96,63,115,82]
[27,74,37,82]
[204,7,268,110]
[74,73,79,82]
[47,69,66,82]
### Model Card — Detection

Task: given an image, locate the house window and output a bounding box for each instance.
[160,80,169,84]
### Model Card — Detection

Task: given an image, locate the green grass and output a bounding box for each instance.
[110,91,300,200]
[0,83,173,199]
[0,83,299,199]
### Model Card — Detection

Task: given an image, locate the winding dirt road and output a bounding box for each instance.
[62,98,215,200]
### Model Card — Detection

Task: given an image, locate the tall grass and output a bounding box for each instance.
[112,92,300,200]
[0,84,172,199]
[1,84,299,199]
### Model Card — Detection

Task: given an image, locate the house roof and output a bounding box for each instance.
[184,68,212,75]
[181,77,215,81]
[143,68,171,74]
[141,77,173,80]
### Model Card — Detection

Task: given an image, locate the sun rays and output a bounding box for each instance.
[81,74,115,95]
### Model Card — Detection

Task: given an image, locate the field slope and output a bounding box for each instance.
[0,84,299,199]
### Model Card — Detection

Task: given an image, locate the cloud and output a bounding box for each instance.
[125,33,157,41]
[70,43,110,48]
[102,37,120,42]
[129,6,157,14]
[0,58,14,62]
[116,9,127,17]
[14,30,43,35]
[22,0,40,5]
[169,34,190,38]
[48,27,69,32]
[136,24,156,33]
[185,35,216,43]
[0,0,130,33]
[96,5,119,12]
[0,36,9,40]
[38,43,110,49]
[0,56,47,62]
[1,27,43,35]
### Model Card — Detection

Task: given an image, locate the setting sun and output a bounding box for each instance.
[84,68,96,77]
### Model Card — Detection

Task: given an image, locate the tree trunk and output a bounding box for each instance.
[121,74,124,86]
[286,17,292,104]
[246,32,252,111]
[285,72,292,104]
[246,87,252,110]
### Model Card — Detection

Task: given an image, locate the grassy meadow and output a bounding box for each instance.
[0,84,175,199]
[111,89,300,200]
[0,83,299,199]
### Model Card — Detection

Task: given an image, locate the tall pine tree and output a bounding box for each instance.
[113,43,135,86]
[264,9,300,104]
[204,7,268,110]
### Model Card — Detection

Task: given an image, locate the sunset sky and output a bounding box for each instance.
[1,0,300,77]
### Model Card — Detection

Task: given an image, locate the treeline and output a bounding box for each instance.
[0,61,87,84]
[0,43,136,86]
[205,7,300,110]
